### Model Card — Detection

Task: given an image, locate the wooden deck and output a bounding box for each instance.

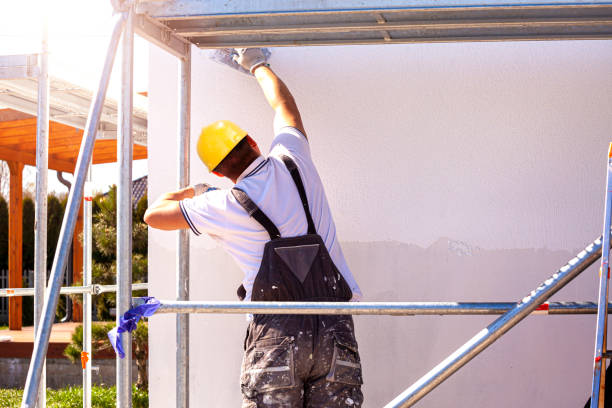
[0,322,80,359]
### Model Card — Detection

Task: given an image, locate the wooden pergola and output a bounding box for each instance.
[1,108,147,329]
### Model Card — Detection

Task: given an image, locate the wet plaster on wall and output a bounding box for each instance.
[342,239,598,407]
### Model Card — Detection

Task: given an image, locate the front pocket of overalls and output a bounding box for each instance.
[326,332,363,386]
[241,336,295,393]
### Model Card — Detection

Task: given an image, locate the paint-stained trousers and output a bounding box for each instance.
[241,314,364,408]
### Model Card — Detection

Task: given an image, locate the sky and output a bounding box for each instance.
[0,0,150,194]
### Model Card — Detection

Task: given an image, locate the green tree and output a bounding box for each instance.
[0,192,65,273]
[91,186,148,320]
[20,197,35,326]
[22,196,34,271]
[47,194,66,270]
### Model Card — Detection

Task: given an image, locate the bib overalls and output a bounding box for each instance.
[233,156,364,408]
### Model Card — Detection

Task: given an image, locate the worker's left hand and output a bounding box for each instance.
[233,48,268,74]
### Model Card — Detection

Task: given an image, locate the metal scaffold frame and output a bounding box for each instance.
[15,0,612,407]
[20,11,128,408]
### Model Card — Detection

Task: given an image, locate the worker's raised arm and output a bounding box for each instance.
[233,49,306,138]
[253,66,305,137]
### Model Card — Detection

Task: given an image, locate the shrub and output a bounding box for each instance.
[90,189,148,320]
[64,321,149,390]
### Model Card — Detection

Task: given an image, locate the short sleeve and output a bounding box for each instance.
[269,126,311,160]
[179,189,229,236]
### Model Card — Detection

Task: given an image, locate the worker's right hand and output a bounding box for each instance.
[233,48,268,74]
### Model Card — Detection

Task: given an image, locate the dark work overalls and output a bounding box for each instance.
[232,156,364,408]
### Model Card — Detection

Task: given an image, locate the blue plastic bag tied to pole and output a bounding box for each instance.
[108,296,161,358]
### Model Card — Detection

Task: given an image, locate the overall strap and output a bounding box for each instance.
[231,188,281,240]
[280,155,317,235]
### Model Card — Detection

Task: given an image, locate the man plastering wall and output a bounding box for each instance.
[144,48,364,407]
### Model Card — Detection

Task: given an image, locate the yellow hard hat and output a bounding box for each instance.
[197,120,247,171]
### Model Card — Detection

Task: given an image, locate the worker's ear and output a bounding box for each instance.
[246,135,261,155]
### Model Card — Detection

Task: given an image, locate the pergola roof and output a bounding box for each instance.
[0,108,147,173]
[0,75,147,145]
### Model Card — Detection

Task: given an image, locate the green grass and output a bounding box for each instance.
[0,385,148,408]
[0,325,8,331]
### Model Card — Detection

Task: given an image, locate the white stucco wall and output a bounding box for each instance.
[148,40,612,407]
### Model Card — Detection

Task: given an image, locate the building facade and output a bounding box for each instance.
[147,40,612,407]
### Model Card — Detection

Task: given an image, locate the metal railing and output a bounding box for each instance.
[150,300,609,316]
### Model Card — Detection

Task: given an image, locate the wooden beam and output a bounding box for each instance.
[55,151,98,161]
[0,124,38,138]
[134,147,148,160]
[0,117,37,130]
[50,147,146,164]
[56,146,119,160]
[0,139,144,169]
[90,146,147,162]
[7,160,23,330]
[46,145,81,155]
[0,121,72,139]
[0,145,75,173]
[48,157,76,173]
[13,134,84,150]
[0,131,82,148]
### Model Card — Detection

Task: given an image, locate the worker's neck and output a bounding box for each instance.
[229,154,261,184]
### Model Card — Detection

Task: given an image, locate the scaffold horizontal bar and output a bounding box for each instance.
[0,283,148,298]
[150,300,606,316]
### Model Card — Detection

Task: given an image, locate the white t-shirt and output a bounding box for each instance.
[179,127,362,302]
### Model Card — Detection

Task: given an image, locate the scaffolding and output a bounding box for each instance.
[9,0,612,407]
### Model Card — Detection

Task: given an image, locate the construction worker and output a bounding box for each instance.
[144,48,364,407]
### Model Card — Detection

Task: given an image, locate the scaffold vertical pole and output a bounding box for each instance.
[20,12,127,408]
[117,6,134,408]
[34,12,49,408]
[83,165,93,408]
[590,143,612,408]
[176,44,191,408]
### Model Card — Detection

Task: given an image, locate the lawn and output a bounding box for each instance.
[0,385,148,408]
